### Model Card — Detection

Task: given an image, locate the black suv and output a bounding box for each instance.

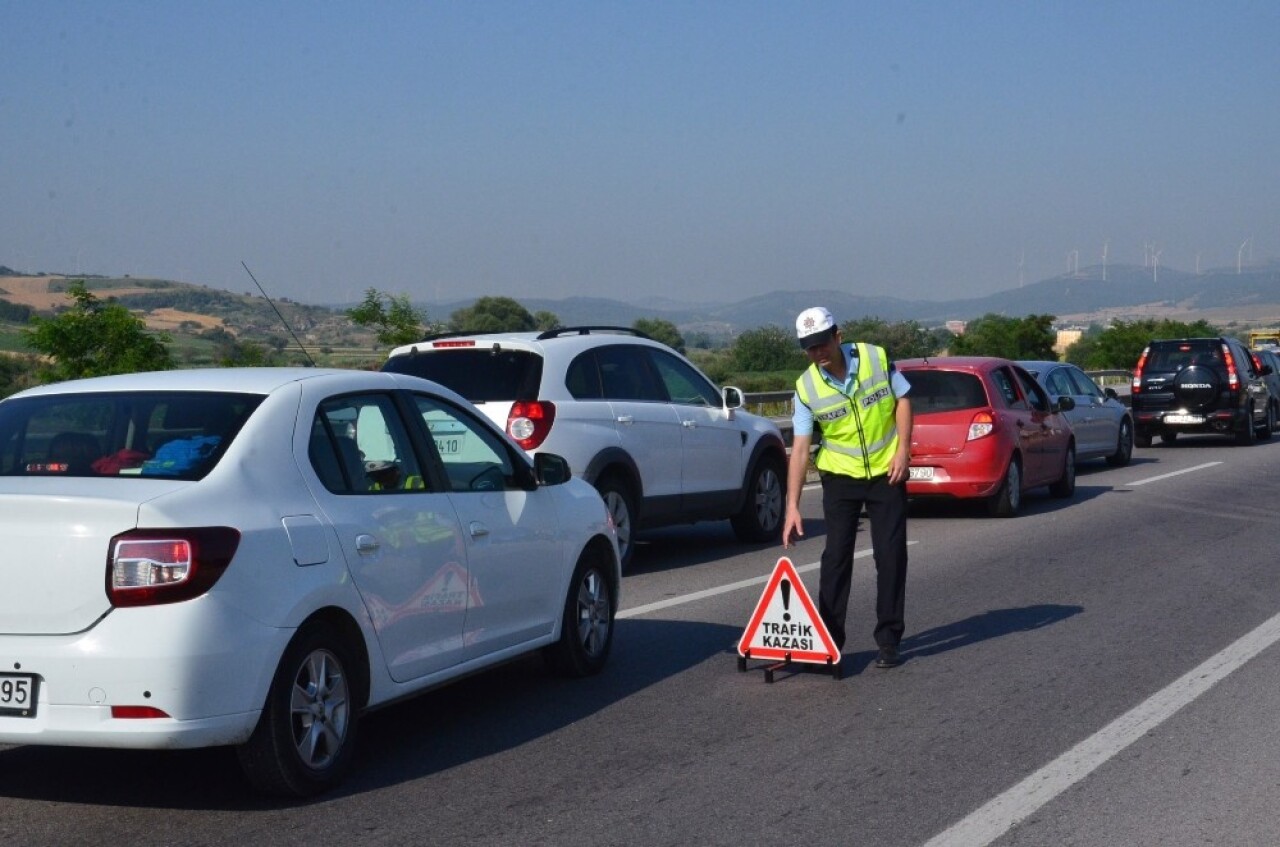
[1131,337,1276,446]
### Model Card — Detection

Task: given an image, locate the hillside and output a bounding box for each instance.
[4,261,1280,363]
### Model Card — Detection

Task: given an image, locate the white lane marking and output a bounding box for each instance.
[618,542,916,619]
[919,610,1280,847]
[1123,461,1222,487]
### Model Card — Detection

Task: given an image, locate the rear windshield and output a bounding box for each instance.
[0,391,262,480]
[383,349,543,402]
[1147,340,1223,371]
[902,370,989,414]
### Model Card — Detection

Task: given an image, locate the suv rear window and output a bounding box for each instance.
[1146,340,1223,371]
[0,392,261,480]
[904,371,988,413]
[383,349,543,403]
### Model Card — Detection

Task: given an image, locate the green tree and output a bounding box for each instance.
[533,310,562,332]
[731,325,806,372]
[346,288,426,347]
[1065,318,1221,370]
[449,296,536,332]
[0,354,40,398]
[949,313,1057,359]
[633,318,685,353]
[23,281,173,381]
[839,317,947,360]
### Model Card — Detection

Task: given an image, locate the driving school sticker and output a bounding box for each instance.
[737,557,839,664]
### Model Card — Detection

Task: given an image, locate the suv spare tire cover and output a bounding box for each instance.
[1172,365,1220,411]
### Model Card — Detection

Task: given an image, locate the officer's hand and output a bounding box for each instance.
[887,450,910,485]
[782,505,804,548]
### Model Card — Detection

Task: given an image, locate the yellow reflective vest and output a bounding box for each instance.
[795,342,899,479]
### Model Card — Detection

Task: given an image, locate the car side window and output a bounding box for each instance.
[1013,368,1051,413]
[409,394,520,493]
[565,351,604,400]
[1066,367,1103,399]
[596,345,665,402]
[1045,369,1076,397]
[649,350,721,407]
[991,367,1024,409]
[312,394,424,494]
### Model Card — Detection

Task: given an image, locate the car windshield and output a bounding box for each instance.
[903,370,988,413]
[0,391,262,480]
[383,349,543,403]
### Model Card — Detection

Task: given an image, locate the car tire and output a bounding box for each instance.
[988,456,1021,517]
[1106,419,1134,467]
[543,548,615,677]
[237,621,362,798]
[731,453,785,542]
[1050,445,1076,498]
[1237,406,1258,445]
[595,474,637,572]
[1160,431,1178,445]
[1135,431,1153,449]
[1260,403,1276,441]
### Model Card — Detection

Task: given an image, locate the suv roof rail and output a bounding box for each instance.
[535,326,652,341]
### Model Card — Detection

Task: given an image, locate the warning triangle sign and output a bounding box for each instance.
[737,557,840,664]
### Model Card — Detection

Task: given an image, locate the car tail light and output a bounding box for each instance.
[106,527,241,607]
[112,706,171,719]
[967,411,995,441]
[432,340,476,348]
[507,401,556,450]
[1132,346,1149,393]
[1222,342,1240,391]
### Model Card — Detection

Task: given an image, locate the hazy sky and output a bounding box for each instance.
[3,2,1278,306]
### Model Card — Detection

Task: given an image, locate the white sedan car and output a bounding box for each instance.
[0,368,619,796]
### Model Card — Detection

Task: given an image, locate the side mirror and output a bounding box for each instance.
[1104,387,1119,400]
[534,452,572,486]
[1055,396,1076,412]
[722,385,744,410]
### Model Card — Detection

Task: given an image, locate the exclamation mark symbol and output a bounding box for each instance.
[780,578,792,622]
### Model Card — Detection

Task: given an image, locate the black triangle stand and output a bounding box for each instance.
[737,649,842,683]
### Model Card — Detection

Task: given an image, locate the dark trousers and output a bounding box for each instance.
[817,472,908,651]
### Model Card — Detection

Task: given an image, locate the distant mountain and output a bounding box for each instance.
[414,261,1280,333]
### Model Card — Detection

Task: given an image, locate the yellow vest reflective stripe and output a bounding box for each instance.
[796,343,899,479]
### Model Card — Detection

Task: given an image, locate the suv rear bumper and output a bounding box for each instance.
[1134,408,1245,435]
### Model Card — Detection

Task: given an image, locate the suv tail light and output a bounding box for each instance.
[1222,342,1240,391]
[106,527,241,607]
[1132,346,1150,393]
[967,411,995,441]
[507,401,556,450]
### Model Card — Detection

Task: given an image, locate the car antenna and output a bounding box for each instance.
[240,261,316,367]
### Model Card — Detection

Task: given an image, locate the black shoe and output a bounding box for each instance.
[874,646,901,669]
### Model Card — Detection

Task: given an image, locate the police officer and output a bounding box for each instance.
[782,307,913,669]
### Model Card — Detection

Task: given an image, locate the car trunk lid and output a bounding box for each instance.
[0,487,148,634]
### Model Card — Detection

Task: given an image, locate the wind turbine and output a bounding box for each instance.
[1102,239,1109,281]
[1238,237,1252,274]
[1153,249,1162,283]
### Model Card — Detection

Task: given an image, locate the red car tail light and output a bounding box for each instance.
[507,401,556,450]
[111,706,171,719]
[1132,346,1149,393]
[1223,342,1240,391]
[106,527,241,607]
[967,411,995,441]
[432,340,476,348]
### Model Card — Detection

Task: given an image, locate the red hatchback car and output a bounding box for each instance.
[897,357,1077,516]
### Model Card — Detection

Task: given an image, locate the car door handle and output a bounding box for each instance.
[469,521,489,538]
[682,419,697,428]
[355,534,379,554]
[616,415,634,424]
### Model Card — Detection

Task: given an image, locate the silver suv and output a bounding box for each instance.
[383,327,787,569]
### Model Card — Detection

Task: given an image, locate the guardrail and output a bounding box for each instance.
[746,370,1131,448]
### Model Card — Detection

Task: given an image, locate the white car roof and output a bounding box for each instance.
[6,367,428,399]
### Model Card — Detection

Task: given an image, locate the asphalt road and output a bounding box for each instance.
[5,434,1280,846]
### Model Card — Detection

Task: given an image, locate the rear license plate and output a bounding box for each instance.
[433,435,465,455]
[1164,414,1204,424]
[0,674,38,718]
[909,466,934,480]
